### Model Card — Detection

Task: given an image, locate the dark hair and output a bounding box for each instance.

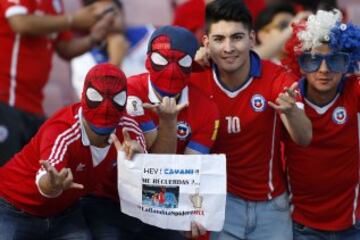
[254,3,295,33]
[82,0,123,9]
[205,0,252,33]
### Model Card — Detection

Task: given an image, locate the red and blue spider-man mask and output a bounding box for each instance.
[146,26,199,97]
[81,63,127,135]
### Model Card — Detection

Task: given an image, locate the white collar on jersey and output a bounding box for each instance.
[78,107,111,167]
[304,94,340,115]
[147,76,189,105]
[212,66,254,98]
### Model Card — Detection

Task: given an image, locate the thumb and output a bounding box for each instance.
[176,102,188,113]
[143,103,159,114]
[69,182,84,190]
[111,133,123,151]
[122,128,131,142]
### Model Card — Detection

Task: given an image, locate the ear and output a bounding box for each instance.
[249,30,256,49]
[202,35,209,48]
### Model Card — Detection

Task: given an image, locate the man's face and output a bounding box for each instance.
[302,44,344,96]
[203,20,255,74]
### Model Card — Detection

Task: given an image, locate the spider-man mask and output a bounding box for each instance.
[146,26,199,96]
[81,63,127,135]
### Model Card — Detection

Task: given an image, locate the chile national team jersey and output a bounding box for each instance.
[284,76,360,231]
[0,103,145,217]
[190,51,301,201]
[0,0,73,115]
[126,73,220,154]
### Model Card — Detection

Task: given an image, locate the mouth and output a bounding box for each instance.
[222,56,238,63]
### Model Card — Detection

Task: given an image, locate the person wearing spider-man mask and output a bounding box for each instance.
[0,63,145,239]
[121,26,219,239]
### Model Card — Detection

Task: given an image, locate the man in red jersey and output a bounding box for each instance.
[191,0,312,239]
[0,0,116,165]
[80,26,219,240]
[282,9,360,239]
[0,63,145,239]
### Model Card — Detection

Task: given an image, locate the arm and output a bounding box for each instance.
[55,12,114,60]
[268,82,312,146]
[7,1,112,36]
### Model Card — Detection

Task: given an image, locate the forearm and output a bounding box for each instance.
[55,36,97,60]
[8,14,71,36]
[150,120,177,153]
[281,107,312,146]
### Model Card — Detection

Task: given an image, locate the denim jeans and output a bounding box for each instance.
[80,195,184,240]
[293,221,360,240]
[210,192,292,240]
[0,198,91,240]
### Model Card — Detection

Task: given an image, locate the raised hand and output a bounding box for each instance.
[268,82,299,115]
[39,160,83,197]
[111,128,144,160]
[143,96,188,122]
[195,46,211,67]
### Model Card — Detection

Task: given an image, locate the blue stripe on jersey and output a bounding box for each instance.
[187,141,210,154]
[140,121,157,133]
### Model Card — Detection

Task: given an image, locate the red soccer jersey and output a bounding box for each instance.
[284,76,360,231]
[126,72,220,154]
[190,52,300,201]
[0,103,145,217]
[0,0,73,115]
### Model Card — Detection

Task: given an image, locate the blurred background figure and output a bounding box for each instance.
[71,0,156,100]
[0,0,114,165]
[254,3,303,63]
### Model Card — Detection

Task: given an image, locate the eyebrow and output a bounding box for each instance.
[211,32,246,38]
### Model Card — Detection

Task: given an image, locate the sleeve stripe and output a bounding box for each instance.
[187,141,210,154]
[51,133,81,166]
[119,121,143,135]
[48,121,80,164]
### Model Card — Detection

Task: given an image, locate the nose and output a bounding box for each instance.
[223,38,235,53]
[318,59,329,73]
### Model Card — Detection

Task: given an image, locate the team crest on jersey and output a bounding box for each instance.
[52,0,62,13]
[126,96,144,116]
[251,94,266,112]
[332,107,347,124]
[177,121,191,140]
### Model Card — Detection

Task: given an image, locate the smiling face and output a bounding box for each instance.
[203,20,255,75]
[302,44,344,101]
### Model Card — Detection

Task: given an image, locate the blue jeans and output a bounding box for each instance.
[80,195,184,240]
[0,197,91,240]
[211,192,292,240]
[293,221,360,240]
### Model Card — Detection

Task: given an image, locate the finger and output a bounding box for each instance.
[268,101,281,110]
[126,146,134,160]
[288,82,299,92]
[62,168,74,190]
[196,222,207,236]
[69,182,84,190]
[143,103,159,114]
[40,160,57,179]
[111,133,123,151]
[191,221,200,239]
[59,167,69,179]
[278,93,295,104]
[176,102,188,113]
[122,128,131,142]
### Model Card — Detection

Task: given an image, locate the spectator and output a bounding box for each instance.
[0,63,145,239]
[191,0,312,239]
[283,9,360,239]
[0,0,115,165]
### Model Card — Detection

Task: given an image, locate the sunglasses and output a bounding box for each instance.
[298,52,350,73]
